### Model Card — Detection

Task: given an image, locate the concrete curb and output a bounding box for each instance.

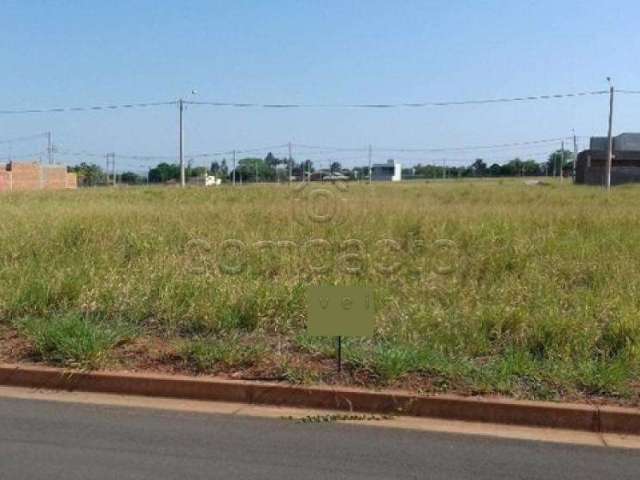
[1,363,638,434]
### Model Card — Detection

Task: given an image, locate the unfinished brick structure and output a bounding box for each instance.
[0,162,77,192]
[576,133,640,186]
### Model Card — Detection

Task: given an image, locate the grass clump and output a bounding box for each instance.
[178,335,264,373]
[14,314,132,369]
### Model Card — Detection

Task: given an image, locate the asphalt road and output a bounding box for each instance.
[0,396,638,480]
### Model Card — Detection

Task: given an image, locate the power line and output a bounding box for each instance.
[188,144,289,158]
[185,90,608,109]
[0,101,176,115]
[0,151,46,161]
[54,144,290,163]
[54,135,580,165]
[293,137,583,154]
[0,88,620,115]
[0,132,49,144]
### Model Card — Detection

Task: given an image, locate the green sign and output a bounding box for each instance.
[306,286,374,337]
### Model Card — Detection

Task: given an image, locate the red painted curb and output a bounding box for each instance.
[0,363,638,434]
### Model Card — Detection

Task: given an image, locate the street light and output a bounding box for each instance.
[178,89,198,188]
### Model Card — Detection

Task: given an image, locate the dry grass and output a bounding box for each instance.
[0,179,639,402]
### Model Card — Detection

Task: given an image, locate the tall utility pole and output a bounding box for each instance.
[368,144,372,184]
[560,140,564,184]
[178,98,185,188]
[606,79,615,191]
[112,154,117,186]
[232,149,236,186]
[572,130,578,182]
[105,153,116,186]
[288,142,293,185]
[47,131,53,164]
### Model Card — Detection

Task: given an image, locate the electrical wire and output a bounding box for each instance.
[0,151,46,161]
[292,137,583,154]
[0,101,176,115]
[0,88,618,115]
[53,134,579,166]
[185,90,608,109]
[0,132,49,144]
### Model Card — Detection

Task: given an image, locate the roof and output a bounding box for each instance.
[590,133,640,152]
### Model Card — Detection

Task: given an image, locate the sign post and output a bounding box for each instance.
[307,286,374,374]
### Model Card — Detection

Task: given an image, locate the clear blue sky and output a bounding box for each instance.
[1,0,639,171]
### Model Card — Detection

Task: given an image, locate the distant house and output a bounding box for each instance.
[371,159,402,182]
[309,169,349,182]
[322,172,349,181]
[187,175,223,186]
[576,133,640,186]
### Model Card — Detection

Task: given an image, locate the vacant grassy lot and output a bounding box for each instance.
[1,179,639,403]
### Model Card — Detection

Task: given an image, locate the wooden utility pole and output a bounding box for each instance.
[47,131,53,164]
[232,149,236,186]
[105,153,116,186]
[572,131,578,182]
[178,98,185,188]
[606,82,614,191]
[368,144,372,184]
[288,142,293,185]
[560,140,564,184]
[105,154,110,185]
[112,153,117,186]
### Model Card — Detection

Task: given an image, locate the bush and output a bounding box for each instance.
[14,314,132,369]
[178,335,264,372]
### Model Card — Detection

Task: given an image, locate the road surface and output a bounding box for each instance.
[0,396,638,479]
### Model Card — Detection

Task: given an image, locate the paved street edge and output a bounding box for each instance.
[1,363,638,434]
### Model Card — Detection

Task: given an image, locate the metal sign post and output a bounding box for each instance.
[307,286,374,375]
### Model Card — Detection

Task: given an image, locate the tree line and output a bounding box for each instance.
[68,149,575,186]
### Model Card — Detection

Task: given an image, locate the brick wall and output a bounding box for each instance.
[576,151,640,186]
[10,162,42,191]
[0,170,10,193]
[0,162,77,192]
[42,165,68,190]
[66,172,78,189]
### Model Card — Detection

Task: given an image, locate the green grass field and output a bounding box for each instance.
[1,179,639,403]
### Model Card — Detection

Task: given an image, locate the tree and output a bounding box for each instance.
[488,163,502,176]
[302,159,313,173]
[119,171,143,185]
[149,163,180,183]
[547,149,573,176]
[500,158,523,176]
[522,159,541,176]
[471,159,487,176]
[264,152,280,168]
[236,157,275,182]
[69,162,106,186]
[189,166,207,178]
